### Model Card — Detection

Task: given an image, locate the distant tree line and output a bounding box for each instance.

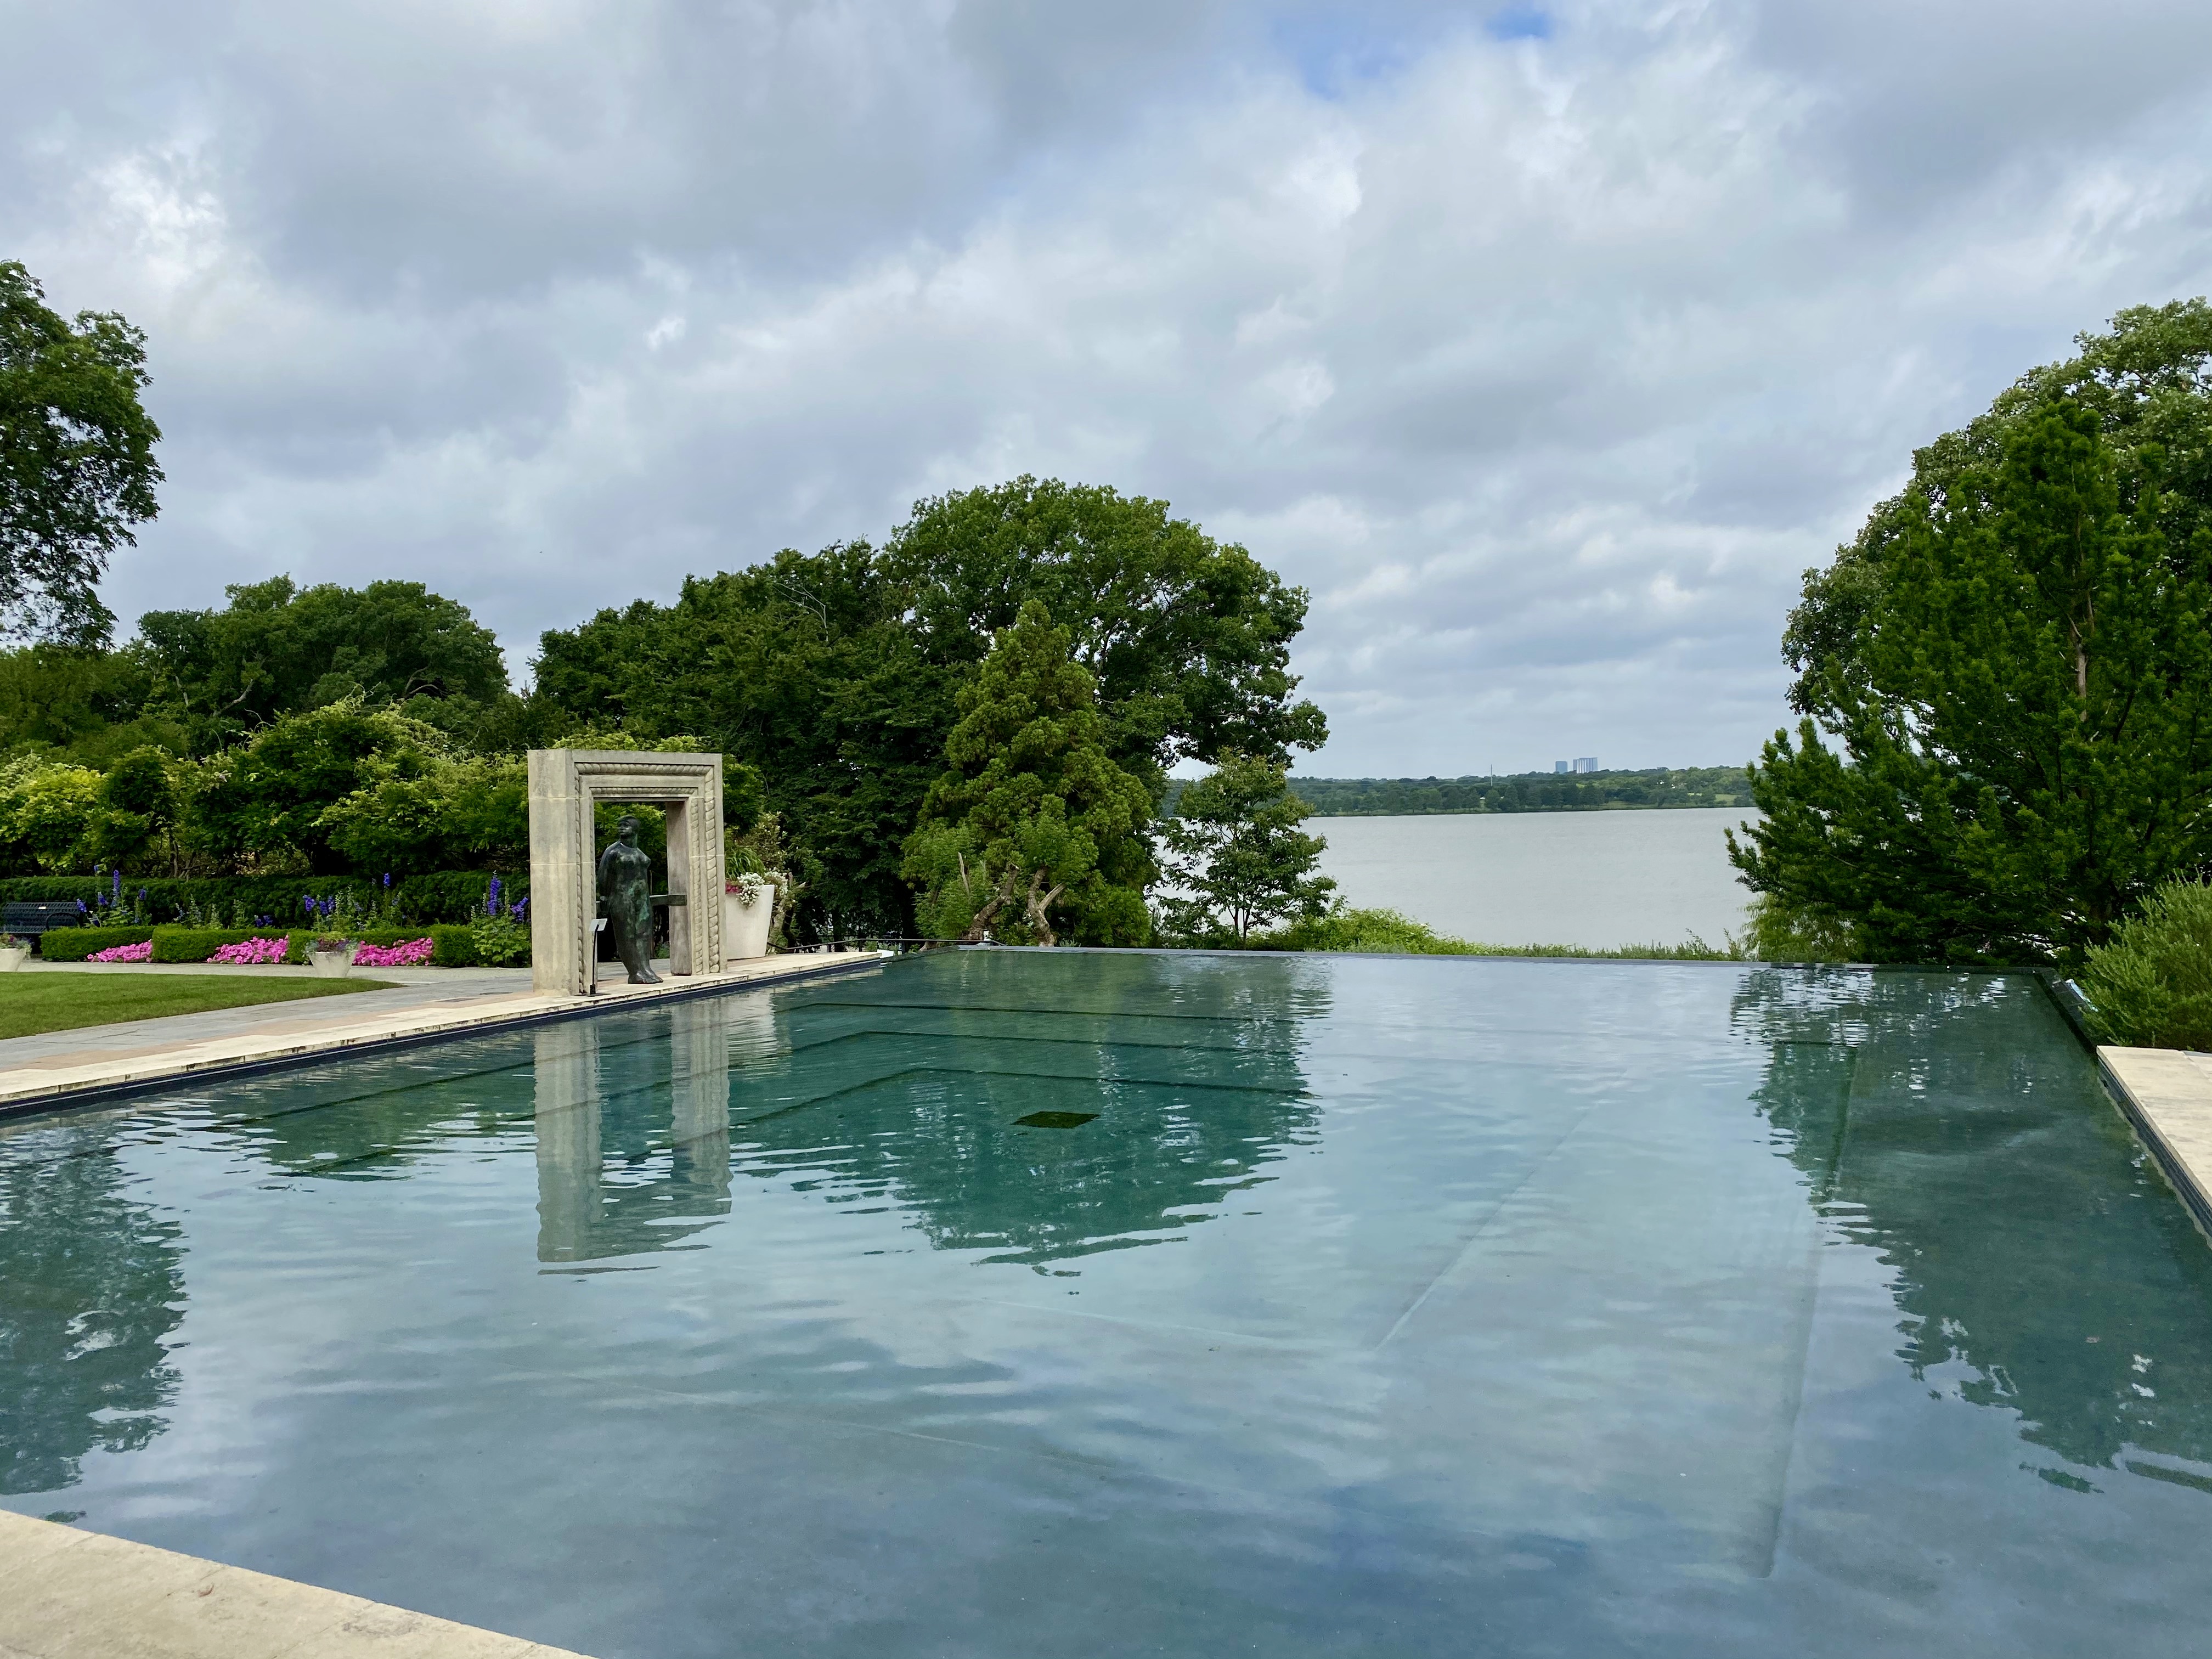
[1273,767,1752,817]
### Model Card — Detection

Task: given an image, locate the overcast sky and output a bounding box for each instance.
[8,1,2212,776]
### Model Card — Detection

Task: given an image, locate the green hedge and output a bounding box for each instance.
[0,871,528,928]
[37,926,156,960]
[151,928,261,963]
[40,923,487,968]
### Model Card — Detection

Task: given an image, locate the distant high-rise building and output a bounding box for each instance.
[1571,757,1598,774]
[1553,760,1569,774]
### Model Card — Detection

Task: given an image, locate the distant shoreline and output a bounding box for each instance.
[1259,766,1754,818]
[1295,801,1756,817]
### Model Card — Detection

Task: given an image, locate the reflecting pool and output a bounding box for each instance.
[3,951,2210,1657]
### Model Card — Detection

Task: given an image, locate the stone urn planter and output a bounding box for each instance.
[723,882,776,963]
[309,938,360,978]
[0,939,27,973]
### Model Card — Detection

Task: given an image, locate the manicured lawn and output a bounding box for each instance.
[0,973,397,1040]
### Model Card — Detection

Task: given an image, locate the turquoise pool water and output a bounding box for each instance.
[3,951,2210,1656]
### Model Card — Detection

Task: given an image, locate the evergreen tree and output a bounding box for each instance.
[1731,399,2212,965]
[1158,754,1335,943]
[904,601,1152,946]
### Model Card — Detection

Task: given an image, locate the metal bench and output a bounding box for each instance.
[2,901,93,951]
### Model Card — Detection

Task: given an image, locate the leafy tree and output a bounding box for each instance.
[1158,754,1335,943]
[0,754,101,872]
[1731,399,2212,966]
[885,476,1327,792]
[319,753,529,874]
[138,575,509,752]
[533,544,958,937]
[904,601,1152,946]
[185,700,451,874]
[0,262,162,645]
[0,642,184,764]
[1786,298,2212,716]
[531,483,1328,935]
[87,745,181,873]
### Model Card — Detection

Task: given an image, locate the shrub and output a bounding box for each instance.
[151,929,259,964]
[354,937,436,967]
[428,926,479,968]
[208,937,289,964]
[1251,905,1743,961]
[2081,879,2212,1050]
[36,926,154,961]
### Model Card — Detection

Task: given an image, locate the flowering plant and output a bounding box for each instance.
[207,937,288,965]
[725,872,770,904]
[311,934,353,953]
[354,937,436,967]
[91,940,154,963]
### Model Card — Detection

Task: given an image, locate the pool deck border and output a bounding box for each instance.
[0,1506,592,1658]
[2099,1045,2212,1242]
[0,949,891,1121]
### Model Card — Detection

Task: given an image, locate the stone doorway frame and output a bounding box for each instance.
[527,749,726,996]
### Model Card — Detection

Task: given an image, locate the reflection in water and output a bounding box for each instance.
[731,953,1328,1266]
[0,1121,184,1495]
[1733,967,2212,1481]
[535,1003,733,1263]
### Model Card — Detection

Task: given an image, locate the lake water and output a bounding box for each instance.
[1312,806,1756,949]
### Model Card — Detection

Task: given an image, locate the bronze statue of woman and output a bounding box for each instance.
[596,815,659,984]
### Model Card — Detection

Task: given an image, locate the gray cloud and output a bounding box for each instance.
[7,0,2212,774]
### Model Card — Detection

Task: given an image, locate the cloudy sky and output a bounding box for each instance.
[8,1,2212,776]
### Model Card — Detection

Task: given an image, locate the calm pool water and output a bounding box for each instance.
[3,951,2210,1657]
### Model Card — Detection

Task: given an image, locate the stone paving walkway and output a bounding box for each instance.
[0,951,885,1114]
[0,1508,592,1658]
[2101,1045,2212,1242]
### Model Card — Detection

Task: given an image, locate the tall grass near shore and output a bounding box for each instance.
[1252,906,1745,961]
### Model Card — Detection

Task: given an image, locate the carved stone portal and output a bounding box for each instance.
[526,749,726,996]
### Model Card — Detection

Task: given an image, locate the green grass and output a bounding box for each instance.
[0,973,398,1040]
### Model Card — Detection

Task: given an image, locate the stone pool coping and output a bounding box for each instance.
[2100,1045,2212,1240]
[0,949,890,1119]
[0,1508,591,1658]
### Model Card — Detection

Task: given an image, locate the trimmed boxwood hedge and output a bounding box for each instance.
[40,923,493,969]
[150,928,262,963]
[36,926,156,960]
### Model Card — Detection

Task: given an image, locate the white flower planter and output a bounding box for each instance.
[309,943,359,978]
[723,885,776,963]
[0,945,27,973]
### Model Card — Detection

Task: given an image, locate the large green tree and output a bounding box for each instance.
[1785,299,2212,716]
[531,481,1327,938]
[1731,399,2212,965]
[904,601,1152,946]
[1158,754,1335,943]
[185,701,455,875]
[138,575,511,752]
[532,543,951,936]
[0,263,162,646]
[884,477,1327,791]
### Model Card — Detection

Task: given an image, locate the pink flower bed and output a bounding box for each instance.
[89,940,154,963]
[354,938,436,967]
[206,937,290,965]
